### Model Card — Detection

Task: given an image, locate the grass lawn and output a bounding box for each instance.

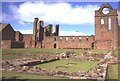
[2,48,65,60]
[2,48,111,60]
[2,48,66,54]
[108,64,118,79]
[2,71,65,79]
[86,49,110,54]
[35,60,98,73]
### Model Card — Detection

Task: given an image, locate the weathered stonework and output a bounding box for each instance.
[95,4,119,50]
[22,4,119,50]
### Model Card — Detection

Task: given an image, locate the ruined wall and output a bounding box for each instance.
[1,40,11,49]
[26,4,119,50]
[23,34,32,48]
[118,27,120,49]
[43,36,94,49]
[15,31,23,42]
[58,36,94,49]
[38,20,44,42]
[44,24,52,36]
[32,18,39,48]
[11,41,24,48]
[95,4,119,50]
[42,36,57,48]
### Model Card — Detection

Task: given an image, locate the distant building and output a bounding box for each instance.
[0,24,24,49]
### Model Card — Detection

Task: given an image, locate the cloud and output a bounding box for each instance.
[19,29,86,36]
[60,30,86,36]
[19,30,33,34]
[8,2,100,25]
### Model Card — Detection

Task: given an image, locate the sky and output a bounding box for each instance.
[1,1,120,36]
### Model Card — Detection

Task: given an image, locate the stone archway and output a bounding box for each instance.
[91,42,95,49]
[54,43,56,48]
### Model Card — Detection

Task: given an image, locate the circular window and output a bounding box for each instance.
[102,8,110,15]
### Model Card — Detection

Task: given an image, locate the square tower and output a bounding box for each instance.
[95,4,119,50]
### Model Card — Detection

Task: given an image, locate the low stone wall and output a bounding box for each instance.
[11,41,24,48]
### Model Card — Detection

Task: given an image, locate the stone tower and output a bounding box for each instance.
[32,18,39,48]
[95,4,119,50]
[55,24,59,36]
[38,20,44,41]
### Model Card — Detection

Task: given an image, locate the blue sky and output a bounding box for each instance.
[1,2,119,36]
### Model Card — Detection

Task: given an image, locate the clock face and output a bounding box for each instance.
[102,8,110,15]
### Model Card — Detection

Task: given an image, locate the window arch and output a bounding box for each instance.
[66,37,68,42]
[101,18,104,25]
[60,37,62,41]
[79,37,82,41]
[108,18,111,30]
[72,37,75,42]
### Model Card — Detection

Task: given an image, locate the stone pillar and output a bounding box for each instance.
[32,18,39,48]
[37,20,44,48]
[55,24,59,36]
[48,24,52,36]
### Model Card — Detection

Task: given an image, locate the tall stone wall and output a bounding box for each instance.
[95,4,119,50]
[43,36,94,49]
[23,34,32,48]
[58,36,94,49]
[23,4,119,50]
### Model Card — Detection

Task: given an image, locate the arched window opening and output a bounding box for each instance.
[86,37,89,41]
[102,8,110,15]
[60,37,62,41]
[101,19,104,25]
[72,37,75,42]
[91,42,95,49]
[108,18,111,30]
[54,37,56,41]
[54,43,56,48]
[66,37,68,42]
[79,37,82,41]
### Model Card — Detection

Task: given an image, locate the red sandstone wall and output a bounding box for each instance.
[15,31,23,42]
[11,41,24,48]
[2,40,11,49]
[43,36,55,48]
[95,4,118,50]
[24,37,32,48]
[43,36,94,49]
[58,36,94,49]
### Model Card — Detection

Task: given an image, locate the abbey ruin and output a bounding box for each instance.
[1,4,120,50]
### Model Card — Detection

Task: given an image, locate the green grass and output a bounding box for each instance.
[2,48,66,60]
[86,49,110,54]
[36,60,98,73]
[2,71,65,79]
[108,64,118,79]
[2,48,66,54]
[2,48,110,55]
[2,48,112,60]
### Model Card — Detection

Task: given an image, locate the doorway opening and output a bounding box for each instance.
[91,42,95,49]
[54,43,56,48]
